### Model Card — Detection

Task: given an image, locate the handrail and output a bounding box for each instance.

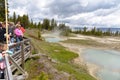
[4,54,13,80]
[9,56,26,75]
[1,38,31,80]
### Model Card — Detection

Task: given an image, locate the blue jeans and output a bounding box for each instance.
[9,37,15,52]
[16,37,21,50]
[10,37,15,43]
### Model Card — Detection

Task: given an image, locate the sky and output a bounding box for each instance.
[8,0,120,28]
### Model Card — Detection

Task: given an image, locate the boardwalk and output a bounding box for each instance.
[2,38,31,80]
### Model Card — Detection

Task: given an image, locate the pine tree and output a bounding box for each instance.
[59,23,66,30]
[106,28,111,36]
[83,27,87,34]
[42,18,50,30]
[0,0,5,21]
[38,30,41,39]
[30,19,34,28]
[22,14,29,28]
[37,22,41,30]
[13,12,17,23]
[91,27,96,35]
[16,15,22,23]
[50,18,57,30]
[115,31,119,36]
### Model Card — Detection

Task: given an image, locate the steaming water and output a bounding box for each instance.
[43,30,66,42]
[45,37,62,42]
[82,49,120,80]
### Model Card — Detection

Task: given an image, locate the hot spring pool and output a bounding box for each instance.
[45,37,62,42]
[82,49,120,80]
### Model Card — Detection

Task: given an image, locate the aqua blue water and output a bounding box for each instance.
[82,49,120,80]
[97,69,120,80]
[45,37,62,42]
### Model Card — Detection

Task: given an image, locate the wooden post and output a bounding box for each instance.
[5,0,9,50]
[21,41,24,69]
[5,54,13,80]
[29,40,32,56]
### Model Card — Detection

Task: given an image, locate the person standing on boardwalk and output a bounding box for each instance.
[0,22,6,43]
[14,24,23,41]
[16,21,25,35]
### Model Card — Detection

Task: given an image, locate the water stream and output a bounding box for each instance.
[82,49,120,80]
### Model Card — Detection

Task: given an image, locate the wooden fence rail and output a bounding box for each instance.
[3,38,31,80]
[9,39,31,71]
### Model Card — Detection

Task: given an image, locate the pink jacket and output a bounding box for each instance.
[14,28,23,37]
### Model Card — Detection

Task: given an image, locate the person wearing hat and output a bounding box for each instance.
[14,24,23,41]
[14,24,23,50]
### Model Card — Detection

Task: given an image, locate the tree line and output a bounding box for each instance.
[9,12,70,31]
[2,11,63,31]
[72,27,120,36]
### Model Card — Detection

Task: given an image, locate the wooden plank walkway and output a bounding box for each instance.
[0,38,31,80]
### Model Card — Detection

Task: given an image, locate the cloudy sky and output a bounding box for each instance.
[8,0,120,28]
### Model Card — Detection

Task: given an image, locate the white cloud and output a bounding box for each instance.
[79,0,88,7]
[8,0,120,28]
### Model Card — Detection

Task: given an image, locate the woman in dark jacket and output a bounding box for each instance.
[0,23,6,43]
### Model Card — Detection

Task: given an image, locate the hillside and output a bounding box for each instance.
[24,29,96,80]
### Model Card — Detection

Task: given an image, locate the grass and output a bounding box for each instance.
[40,43,78,63]
[25,56,49,80]
[24,29,96,80]
[54,63,95,80]
[33,71,49,80]
[25,58,42,80]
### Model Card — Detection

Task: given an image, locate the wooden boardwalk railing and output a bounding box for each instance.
[9,39,31,71]
[2,38,31,80]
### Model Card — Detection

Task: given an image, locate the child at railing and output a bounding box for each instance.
[14,24,23,41]
[0,43,13,79]
[14,24,23,50]
[0,43,6,79]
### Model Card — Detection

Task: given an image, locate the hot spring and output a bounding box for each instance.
[82,49,120,80]
[45,37,63,42]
